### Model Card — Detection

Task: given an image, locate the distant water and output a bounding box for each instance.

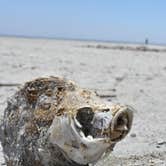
[0,34,166,46]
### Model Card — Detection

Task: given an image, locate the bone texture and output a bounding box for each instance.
[0,77,133,166]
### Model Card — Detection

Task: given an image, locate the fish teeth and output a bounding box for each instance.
[124,125,128,131]
[87,135,93,140]
[80,131,85,138]
[74,117,82,128]
[116,125,128,131]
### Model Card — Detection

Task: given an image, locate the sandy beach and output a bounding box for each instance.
[0,37,166,165]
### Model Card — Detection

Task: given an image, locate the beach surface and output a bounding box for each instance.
[0,37,166,165]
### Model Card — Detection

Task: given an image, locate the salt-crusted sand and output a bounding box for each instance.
[0,37,166,165]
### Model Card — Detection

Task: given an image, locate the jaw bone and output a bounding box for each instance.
[49,106,133,165]
[49,114,110,165]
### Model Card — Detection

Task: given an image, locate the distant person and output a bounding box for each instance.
[145,38,149,45]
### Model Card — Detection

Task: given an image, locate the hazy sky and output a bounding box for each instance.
[0,0,166,44]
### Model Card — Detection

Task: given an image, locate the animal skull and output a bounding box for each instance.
[0,77,133,166]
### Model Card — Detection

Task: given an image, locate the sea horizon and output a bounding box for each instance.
[0,33,165,46]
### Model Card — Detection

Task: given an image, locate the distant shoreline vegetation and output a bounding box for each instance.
[82,44,166,53]
[0,33,166,46]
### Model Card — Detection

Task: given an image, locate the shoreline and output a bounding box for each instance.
[0,34,166,47]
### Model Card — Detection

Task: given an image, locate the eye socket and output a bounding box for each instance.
[117,115,126,126]
[115,113,128,129]
[76,107,94,136]
[110,109,132,141]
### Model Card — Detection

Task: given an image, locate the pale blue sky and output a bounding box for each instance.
[0,0,166,44]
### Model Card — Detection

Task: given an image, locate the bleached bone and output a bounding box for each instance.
[0,77,133,166]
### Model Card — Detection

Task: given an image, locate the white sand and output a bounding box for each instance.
[0,37,166,165]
